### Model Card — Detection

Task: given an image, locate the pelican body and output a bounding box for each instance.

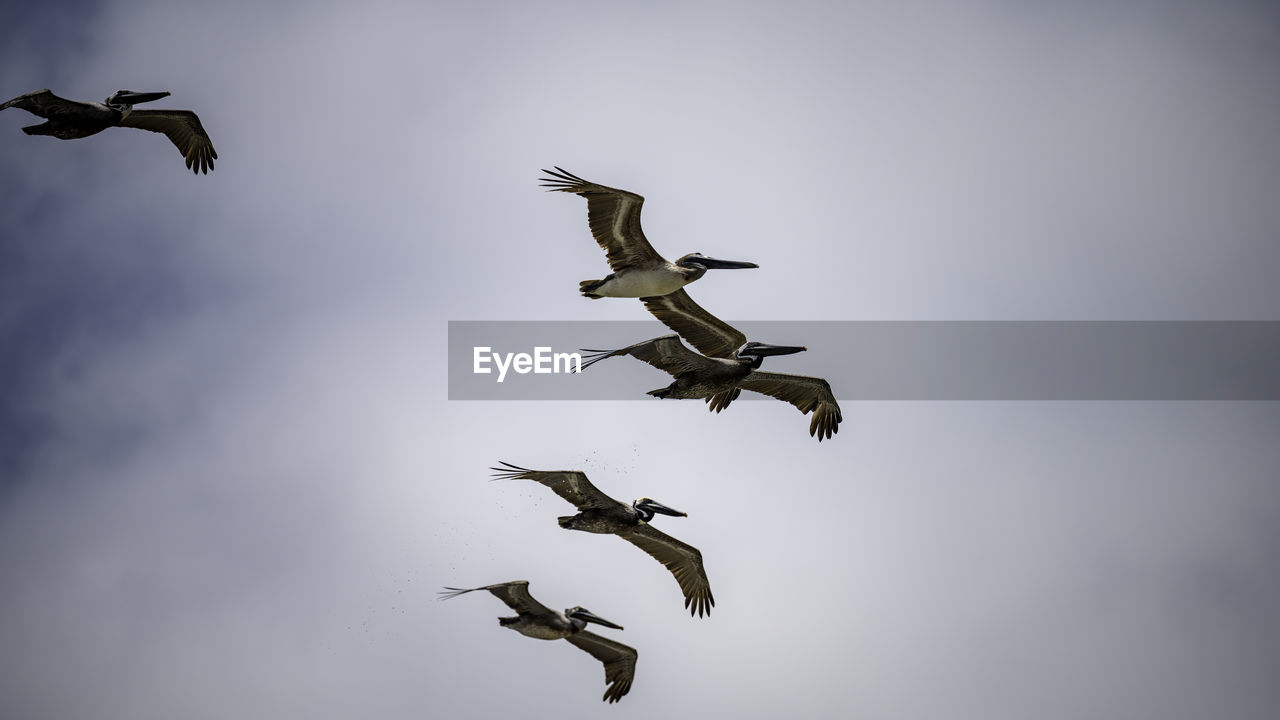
[580,253,756,299]
[539,167,758,298]
[581,334,843,441]
[492,462,714,617]
[582,335,806,401]
[495,601,620,641]
[2,89,217,173]
[557,495,685,533]
[439,580,637,703]
[642,345,781,400]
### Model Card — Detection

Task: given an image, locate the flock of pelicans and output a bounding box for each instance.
[442,462,708,704]
[440,171,846,702]
[3,90,843,704]
[547,166,844,442]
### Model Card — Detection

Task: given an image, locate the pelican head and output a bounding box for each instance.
[565,606,624,631]
[105,90,171,108]
[675,252,760,271]
[634,497,688,521]
[735,341,807,368]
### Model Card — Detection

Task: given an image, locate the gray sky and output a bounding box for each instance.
[2,1,1278,718]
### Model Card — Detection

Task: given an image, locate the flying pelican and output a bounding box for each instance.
[491,461,714,617]
[540,167,759,298]
[580,334,843,441]
[439,580,637,703]
[1,89,217,173]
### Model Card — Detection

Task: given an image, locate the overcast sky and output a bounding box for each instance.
[2,1,1278,718]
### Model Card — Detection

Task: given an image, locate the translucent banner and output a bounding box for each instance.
[447,321,1280,400]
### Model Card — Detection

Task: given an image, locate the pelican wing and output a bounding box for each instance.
[490,462,625,512]
[641,289,745,358]
[706,387,740,413]
[0,89,91,117]
[540,167,663,271]
[738,370,843,441]
[119,109,217,174]
[437,580,555,616]
[619,524,715,617]
[564,630,638,703]
[580,334,725,379]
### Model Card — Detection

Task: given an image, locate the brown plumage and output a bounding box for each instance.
[540,166,758,299]
[2,89,216,174]
[581,334,843,441]
[439,580,637,703]
[492,462,715,617]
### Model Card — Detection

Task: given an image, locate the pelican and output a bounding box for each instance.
[439,580,637,703]
[581,334,843,441]
[491,461,714,617]
[540,167,758,298]
[1,89,217,173]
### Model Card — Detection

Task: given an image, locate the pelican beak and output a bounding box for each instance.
[571,608,624,630]
[640,499,688,517]
[696,256,760,270]
[750,343,807,357]
[112,90,171,105]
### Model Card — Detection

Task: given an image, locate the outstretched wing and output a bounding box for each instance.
[541,166,663,272]
[437,580,554,616]
[564,630,638,703]
[0,89,91,117]
[119,109,217,174]
[641,289,745,359]
[738,370,842,441]
[705,387,740,413]
[490,461,625,512]
[619,524,715,617]
[580,334,726,379]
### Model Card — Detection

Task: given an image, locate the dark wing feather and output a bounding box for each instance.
[0,89,89,116]
[706,387,740,413]
[540,167,663,271]
[580,334,726,379]
[564,630,638,703]
[437,580,554,615]
[737,370,843,441]
[641,289,746,358]
[119,109,217,174]
[490,461,624,512]
[619,524,715,617]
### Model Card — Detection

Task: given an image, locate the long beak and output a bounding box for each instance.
[116,91,171,105]
[574,609,624,630]
[696,256,760,270]
[750,343,807,357]
[641,499,688,517]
